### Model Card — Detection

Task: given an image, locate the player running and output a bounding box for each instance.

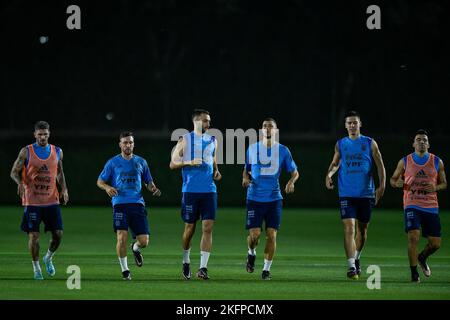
[170,109,221,280]
[325,111,386,280]
[242,118,299,280]
[10,121,69,280]
[390,129,447,282]
[97,131,161,280]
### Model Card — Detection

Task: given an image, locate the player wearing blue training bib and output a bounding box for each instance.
[325,111,386,280]
[97,132,161,280]
[242,118,299,280]
[170,109,221,281]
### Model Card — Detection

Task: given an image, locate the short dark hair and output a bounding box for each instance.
[192,109,210,120]
[34,121,50,131]
[119,131,134,140]
[344,110,360,119]
[263,117,277,125]
[415,129,428,136]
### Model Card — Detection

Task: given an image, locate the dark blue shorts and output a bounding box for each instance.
[113,203,149,238]
[339,197,375,223]
[181,192,217,223]
[246,200,283,230]
[404,208,441,238]
[20,205,63,233]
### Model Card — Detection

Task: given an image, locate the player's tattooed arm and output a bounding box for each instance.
[10,147,27,197]
[371,139,386,204]
[389,159,405,188]
[424,159,447,193]
[57,149,69,205]
[325,143,340,190]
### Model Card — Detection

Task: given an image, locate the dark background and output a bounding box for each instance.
[1,0,449,208]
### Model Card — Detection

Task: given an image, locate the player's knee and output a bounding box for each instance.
[53,230,63,241]
[29,233,40,243]
[250,229,261,240]
[266,231,277,242]
[139,238,149,248]
[344,227,355,237]
[202,225,213,235]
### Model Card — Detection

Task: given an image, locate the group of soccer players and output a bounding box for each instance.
[10,110,447,283]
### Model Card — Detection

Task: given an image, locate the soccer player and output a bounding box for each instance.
[10,121,69,280]
[97,132,161,280]
[242,118,299,280]
[325,110,386,280]
[390,129,447,282]
[169,109,221,280]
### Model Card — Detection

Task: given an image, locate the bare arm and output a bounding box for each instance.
[285,169,299,194]
[325,143,340,190]
[390,159,405,188]
[10,147,27,187]
[213,139,221,181]
[57,149,69,205]
[371,139,386,204]
[423,159,447,193]
[169,138,201,170]
[145,181,162,197]
[97,179,118,197]
[242,167,251,188]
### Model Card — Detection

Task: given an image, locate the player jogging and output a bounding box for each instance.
[242,118,299,280]
[170,109,221,280]
[97,131,161,280]
[390,129,447,282]
[325,111,386,280]
[10,121,69,280]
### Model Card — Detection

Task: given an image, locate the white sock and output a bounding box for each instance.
[355,250,361,260]
[248,248,256,256]
[183,249,191,264]
[263,259,272,271]
[32,260,41,272]
[200,251,210,269]
[45,249,55,260]
[119,257,129,272]
[347,258,356,269]
[133,242,140,252]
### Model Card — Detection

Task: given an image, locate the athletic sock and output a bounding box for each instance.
[248,248,256,256]
[32,261,41,272]
[355,250,361,260]
[347,258,356,269]
[133,242,140,252]
[119,257,129,272]
[263,259,272,271]
[45,249,55,260]
[183,249,191,264]
[200,251,210,269]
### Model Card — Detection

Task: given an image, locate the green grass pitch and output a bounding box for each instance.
[0,206,449,300]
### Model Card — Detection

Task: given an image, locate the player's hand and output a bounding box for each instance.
[423,183,437,193]
[375,186,385,205]
[213,170,222,181]
[190,158,202,167]
[17,183,25,198]
[325,176,334,190]
[105,186,118,197]
[393,178,404,188]
[150,185,162,197]
[242,177,251,188]
[60,190,69,205]
[285,181,295,194]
